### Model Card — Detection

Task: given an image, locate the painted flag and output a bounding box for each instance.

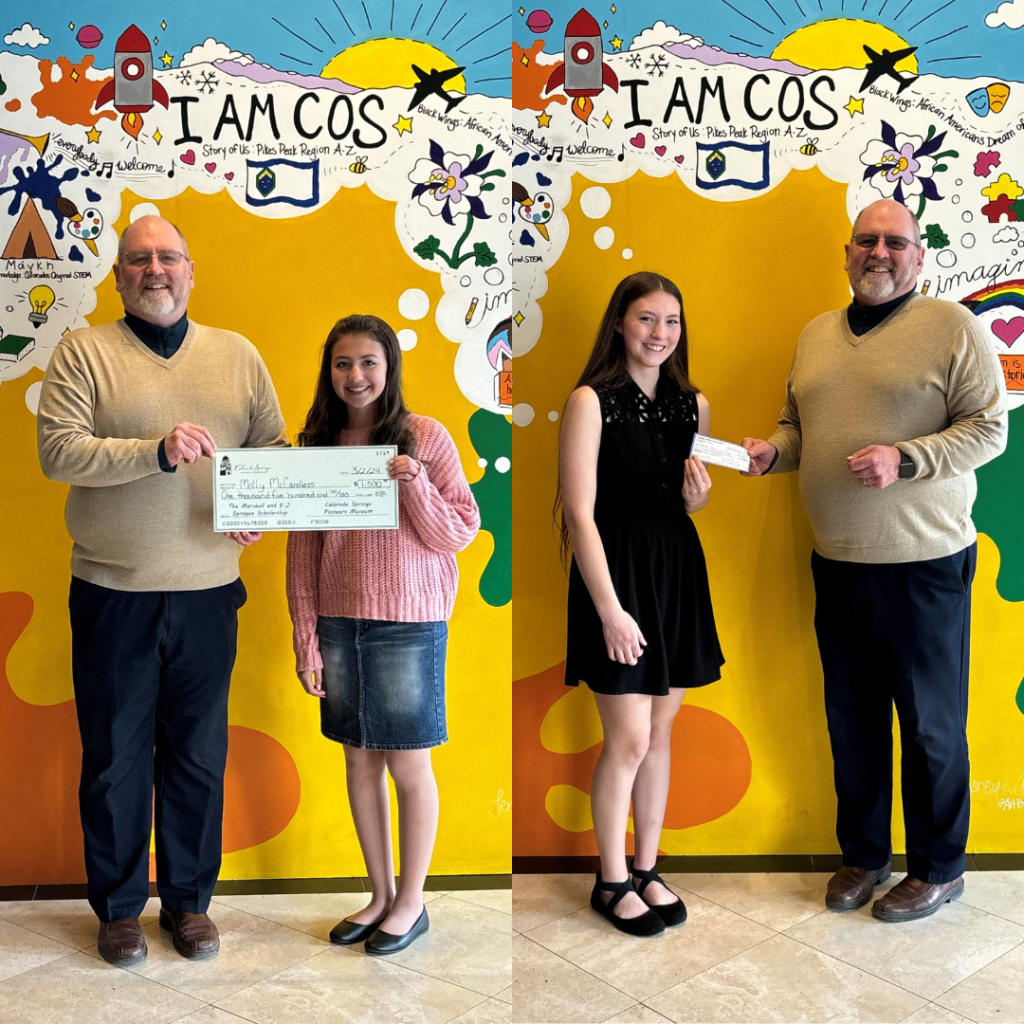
[245,158,320,208]
[695,141,770,191]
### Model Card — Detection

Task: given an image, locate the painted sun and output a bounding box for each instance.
[771,18,918,73]
[322,38,466,91]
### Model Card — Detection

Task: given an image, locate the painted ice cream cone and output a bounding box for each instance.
[535,223,550,241]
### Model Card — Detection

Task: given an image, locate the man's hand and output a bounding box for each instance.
[298,669,325,698]
[164,422,216,466]
[741,438,777,477]
[225,531,263,546]
[847,445,901,489]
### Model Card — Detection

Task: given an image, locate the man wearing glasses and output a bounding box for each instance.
[743,198,1007,921]
[37,216,286,964]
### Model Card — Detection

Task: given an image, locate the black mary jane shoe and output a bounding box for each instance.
[329,914,388,945]
[590,873,665,936]
[631,861,688,927]
[364,907,429,955]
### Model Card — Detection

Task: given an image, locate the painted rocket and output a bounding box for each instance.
[94,24,169,113]
[544,8,618,98]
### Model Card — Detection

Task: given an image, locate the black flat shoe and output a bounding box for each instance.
[364,907,429,954]
[631,861,687,927]
[329,915,388,945]
[590,873,665,936]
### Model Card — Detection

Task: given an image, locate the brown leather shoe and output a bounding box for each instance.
[97,917,147,965]
[159,908,220,959]
[872,875,964,922]
[825,863,891,911]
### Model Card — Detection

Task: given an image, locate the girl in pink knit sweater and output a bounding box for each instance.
[286,314,480,954]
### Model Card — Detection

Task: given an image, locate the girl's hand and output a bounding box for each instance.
[683,455,712,509]
[388,455,422,482]
[298,669,325,698]
[601,608,647,665]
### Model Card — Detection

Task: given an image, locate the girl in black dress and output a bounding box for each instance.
[558,272,723,936]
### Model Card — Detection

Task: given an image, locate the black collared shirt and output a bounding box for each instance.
[124,310,189,359]
[846,287,916,337]
[124,311,189,471]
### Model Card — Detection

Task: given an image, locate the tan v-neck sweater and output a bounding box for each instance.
[37,319,287,590]
[767,294,1008,563]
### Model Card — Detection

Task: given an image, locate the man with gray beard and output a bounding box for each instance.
[742,199,1007,921]
[37,215,286,964]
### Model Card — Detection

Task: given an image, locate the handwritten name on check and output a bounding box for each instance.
[213,447,398,532]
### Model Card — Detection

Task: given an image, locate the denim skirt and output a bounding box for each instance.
[317,616,448,750]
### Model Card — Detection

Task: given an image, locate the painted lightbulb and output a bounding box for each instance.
[28,285,56,328]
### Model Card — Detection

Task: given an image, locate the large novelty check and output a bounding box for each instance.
[212,446,398,532]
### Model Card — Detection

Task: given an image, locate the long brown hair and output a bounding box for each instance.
[297,314,416,455]
[555,272,695,566]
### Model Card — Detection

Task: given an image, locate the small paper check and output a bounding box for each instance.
[212,446,398,532]
[689,434,751,473]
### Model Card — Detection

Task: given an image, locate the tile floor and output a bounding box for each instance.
[512,871,1024,1024]
[0,888,512,1024]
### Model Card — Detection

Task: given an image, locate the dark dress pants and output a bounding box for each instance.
[811,544,975,884]
[69,576,247,922]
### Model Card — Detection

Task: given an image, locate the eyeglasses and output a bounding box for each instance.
[120,250,187,268]
[851,234,919,252]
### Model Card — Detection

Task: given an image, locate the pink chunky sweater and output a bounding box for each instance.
[285,414,481,672]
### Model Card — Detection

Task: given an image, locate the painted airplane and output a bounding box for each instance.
[94,24,169,113]
[407,65,467,113]
[545,7,619,98]
[859,44,918,95]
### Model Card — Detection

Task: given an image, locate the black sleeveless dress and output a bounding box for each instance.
[565,375,724,695]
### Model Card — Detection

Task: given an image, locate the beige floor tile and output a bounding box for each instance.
[0,950,203,1024]
[663,872,829,932]
[512,874,594,934]
[899,1005,975,1024]
[0,918,77,983]
[116,903,325,1002]
[525,888,774,1002]
[448,996,513,1023]
[511,933,634,1024]
[786,897,1024,1000]
[602,1004,674,1023]
[365,895,511,996]
[935,938,1024,1023]
[212,891,444,941]
[646,933,926,1023]
[494,984,512,1004]
[446,890,512,915]
[958,871,1024,927]
[172,1008,260,1023]
[215,945,483,1023]
[0,897,161,950]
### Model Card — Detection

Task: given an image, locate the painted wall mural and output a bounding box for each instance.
[512,2,1024,858]
[0,0,511,884]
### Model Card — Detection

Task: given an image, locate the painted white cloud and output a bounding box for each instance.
[995,225,1020,242]
[987,1,1024,28]
[4,23,49,48]
[630,21,703,50]
[179,38,253,66]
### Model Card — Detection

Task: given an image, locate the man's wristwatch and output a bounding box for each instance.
[897,450,916,479]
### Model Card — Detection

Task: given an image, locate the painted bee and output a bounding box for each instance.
[799,138,820,156]
[349,161,367,173]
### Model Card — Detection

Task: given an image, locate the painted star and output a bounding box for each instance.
[537,111,551,128]
[161,20,168,30]
[86,126,102,144]
[610,35,623,51]
[513,311,525,327]
[393,114,414,136]
[70,69,79,82]
[68,21,74,30]
[153,129,163,144]
[603,112,613,128]
[845,95,865,117]
[520,53,530,66]
[161,52,174,67]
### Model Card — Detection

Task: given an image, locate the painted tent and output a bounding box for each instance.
[0,0,512,883]
[512,1,1024,860]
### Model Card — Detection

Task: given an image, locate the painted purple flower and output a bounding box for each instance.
[860,121,955,207]
[409,140,493,225]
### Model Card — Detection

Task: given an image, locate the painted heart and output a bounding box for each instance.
[180,149,196,165]
[655,145,667,156]
[205,162,217,173]
[992,317,1024,346]
[674,155,684,164]
[630,133,645,148]
[224,172,234,181]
